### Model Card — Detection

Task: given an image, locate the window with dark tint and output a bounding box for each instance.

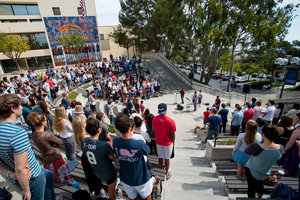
[26,5,40,15]
[77,7,82,15]
[52,7,61,15]
[100,34,104,40]
[30,19,42,22]
[12,5,27,15]
[0,5,14,15]
[21,33,48,49]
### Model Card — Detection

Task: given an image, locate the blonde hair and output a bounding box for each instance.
[53,106,68,133]
[244,120,258,145]
[72,114,86,148]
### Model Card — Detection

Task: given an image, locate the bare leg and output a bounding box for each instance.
[237,164,244,176]
[108,179,117,200]
[158,158,163,169]
[257,193,262,198]
[165,159,170,176]
[144,194,151,200]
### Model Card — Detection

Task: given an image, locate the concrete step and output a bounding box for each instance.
[163,187,228,200]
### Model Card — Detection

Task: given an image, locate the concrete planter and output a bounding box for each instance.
[77,84,93,98]
[205,140,234,162]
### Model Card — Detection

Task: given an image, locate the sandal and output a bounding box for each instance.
[166,172,172,180]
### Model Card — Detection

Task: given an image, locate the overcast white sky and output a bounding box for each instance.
[95,0,299,42]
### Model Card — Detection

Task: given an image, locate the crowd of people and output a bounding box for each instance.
[200,94,300,198]
[0,55,178,200]
[0,56,299,199]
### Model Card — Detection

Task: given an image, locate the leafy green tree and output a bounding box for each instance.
[225,0,295,91]
[119,0,186,59]
[110,26,133,58]
[58,25,85,64]
[0,34,30,71]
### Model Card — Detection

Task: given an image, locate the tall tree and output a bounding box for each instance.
[110,26,132,58]
[225,0,295,91]
[0,34,30,71]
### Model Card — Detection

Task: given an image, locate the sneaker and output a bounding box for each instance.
[100,188,106,198]
[55,194,63,200]
[278,170,285,176]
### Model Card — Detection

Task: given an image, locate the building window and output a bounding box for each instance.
[52,7,61,15]
[0,5,13,15]
[100,34,104,40]
[30,19,42,22]
[0,4,40,15]
[11,5,27,15]
[77,7,83,15]
[26,5,40,15]
[1,19,27,23]
[21,33,49,50]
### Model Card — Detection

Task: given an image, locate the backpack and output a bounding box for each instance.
[270,183,299,200]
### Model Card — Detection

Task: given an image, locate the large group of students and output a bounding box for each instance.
[0,56,178,200]
[0,54,300,199]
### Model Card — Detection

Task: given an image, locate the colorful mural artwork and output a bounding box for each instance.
[43,16,102,66]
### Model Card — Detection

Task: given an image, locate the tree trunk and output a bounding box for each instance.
[126,47,129,58]
[13,59,21,71]
[227,44,236,92]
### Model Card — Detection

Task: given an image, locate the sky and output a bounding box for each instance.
[95,0,299,42]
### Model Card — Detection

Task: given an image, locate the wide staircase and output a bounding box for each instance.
[144,58,190,93]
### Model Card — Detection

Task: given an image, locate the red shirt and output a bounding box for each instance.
[152,115,176,146]
[204,111,211,120]
[180,90,185,97]
[243,109,254,122]
[48,79,54,89]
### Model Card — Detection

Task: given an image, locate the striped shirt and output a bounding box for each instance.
[0,122,41,178]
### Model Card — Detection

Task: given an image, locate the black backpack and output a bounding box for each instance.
[270,183,299,200]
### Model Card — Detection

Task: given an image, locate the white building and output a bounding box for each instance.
[0,0,100,74]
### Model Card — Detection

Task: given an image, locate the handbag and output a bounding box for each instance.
[263,172,278,186]
[0,187,12,200]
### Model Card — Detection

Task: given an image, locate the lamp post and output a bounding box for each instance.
[157,33,167,53]
[139,38,147,62]
[275,57,300,98]
[128,35,138,57]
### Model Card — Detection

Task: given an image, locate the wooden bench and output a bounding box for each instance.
[215,161,281,176]
[30,140,79,199]
[225,175,299,193]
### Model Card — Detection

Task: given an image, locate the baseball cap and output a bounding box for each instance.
[158,103,167,115]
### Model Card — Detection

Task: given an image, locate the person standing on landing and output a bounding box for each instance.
[152,103,176,179]
[179,88,185,104]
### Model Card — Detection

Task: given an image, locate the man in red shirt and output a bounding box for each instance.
[152,103,176,180]
[242,103,254,132]
[203,107,211,128]
[179,88,185,104]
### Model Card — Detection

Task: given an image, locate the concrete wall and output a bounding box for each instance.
[37,0,97,17]
[98,26,134,60]
[143,53,251,102]
[205,140,234,161]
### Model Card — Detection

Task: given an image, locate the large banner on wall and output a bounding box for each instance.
[43,16,101,66]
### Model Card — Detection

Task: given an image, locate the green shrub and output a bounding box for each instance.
[216,138,237,145]
[66,91,79,102]
[82,83,92,89]
[284,85,300,91]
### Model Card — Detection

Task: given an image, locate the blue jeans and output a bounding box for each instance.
[29,169,46,200]
[30,168,55,200]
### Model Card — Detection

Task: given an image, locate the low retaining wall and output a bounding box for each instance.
[205,140,234,162]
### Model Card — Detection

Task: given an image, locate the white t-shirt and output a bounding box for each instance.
[264,105,276,121]
[253,106,262,121]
